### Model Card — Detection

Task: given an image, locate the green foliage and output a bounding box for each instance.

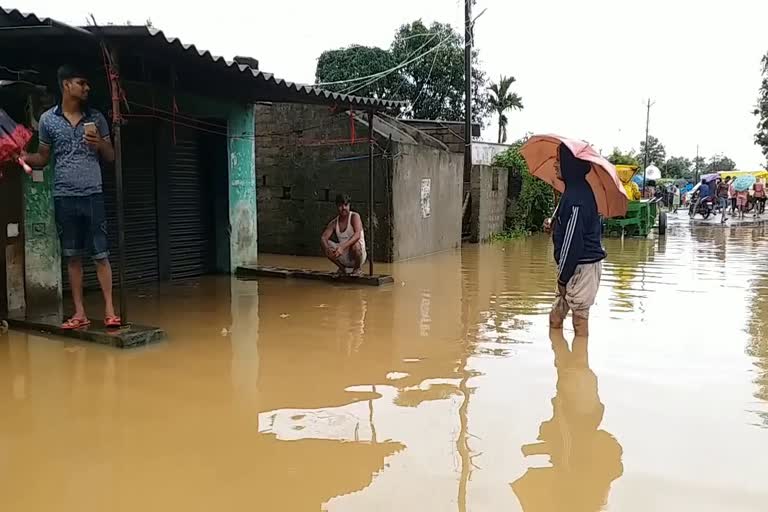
[493,140,554,234]
[663,156,693,179]
[706,154,737,173]
[638,135,666,168]
[315,45,403,99]
[391,20,490,123]
[490,228,530,242]
[692,156,707,177]
[488,75,523,143]
[755,53,768,166]
[607,147,640,166]
[314,19,493,125]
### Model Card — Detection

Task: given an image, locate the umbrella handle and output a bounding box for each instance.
[18,157,32,175]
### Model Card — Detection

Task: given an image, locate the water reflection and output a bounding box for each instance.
[512,331,623,511]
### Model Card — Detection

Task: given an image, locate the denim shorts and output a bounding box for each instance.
[54,193,110,260]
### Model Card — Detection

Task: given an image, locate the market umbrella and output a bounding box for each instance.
[520,134,628,218]
[0,108,32,174]
[732,175,756,192]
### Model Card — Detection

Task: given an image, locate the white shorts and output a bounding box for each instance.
[328,240,367,269]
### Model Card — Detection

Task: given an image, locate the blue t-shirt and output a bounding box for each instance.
[699,183,710,198]
[38,105,110,197]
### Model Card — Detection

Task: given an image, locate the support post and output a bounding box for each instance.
[642,98,652,197]
[464,0,473,181]
[109,47,127,325]
[367,109,375,276]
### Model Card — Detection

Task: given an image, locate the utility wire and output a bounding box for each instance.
[341,34,452,97]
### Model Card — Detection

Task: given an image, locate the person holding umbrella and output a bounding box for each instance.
[522,136,626,336]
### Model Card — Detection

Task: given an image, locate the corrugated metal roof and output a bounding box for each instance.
[102,25,403,109]
[0,7,403,110]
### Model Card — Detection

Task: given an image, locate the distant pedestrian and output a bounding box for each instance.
[754,178,766,216]
[716,177,730,223]
[729,180,737,214]
[550,144,605,337]
[672,184,681,213]
[736,189,749,219]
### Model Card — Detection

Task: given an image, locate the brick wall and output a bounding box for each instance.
[255,103,393,261]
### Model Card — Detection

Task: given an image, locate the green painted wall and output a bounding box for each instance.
[228,105,258,268]
[23,138,62,313]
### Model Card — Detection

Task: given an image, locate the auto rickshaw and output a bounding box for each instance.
[603,164,667,237]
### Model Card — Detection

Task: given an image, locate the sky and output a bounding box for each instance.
[19,0,768,169]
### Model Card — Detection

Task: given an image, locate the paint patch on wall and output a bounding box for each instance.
[420,178,431,218]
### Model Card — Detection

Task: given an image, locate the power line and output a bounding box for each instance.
[341,35,452,97]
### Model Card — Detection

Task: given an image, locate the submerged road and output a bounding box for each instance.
[1,218,767,511]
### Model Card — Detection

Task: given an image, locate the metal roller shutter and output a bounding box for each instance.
[167,127,212,280]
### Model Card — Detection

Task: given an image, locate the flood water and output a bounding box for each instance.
[2,216,768,511]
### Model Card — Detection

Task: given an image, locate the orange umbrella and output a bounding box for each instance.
[520,134,628,218]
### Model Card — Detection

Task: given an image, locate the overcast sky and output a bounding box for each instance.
[21,0,768,168]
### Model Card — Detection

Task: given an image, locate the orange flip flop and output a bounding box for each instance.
[62,317,90,330]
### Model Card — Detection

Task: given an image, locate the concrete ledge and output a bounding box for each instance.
[236,265,394,286]
[5,314,165,349]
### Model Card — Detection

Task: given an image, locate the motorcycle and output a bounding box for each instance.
[689,195,715,219]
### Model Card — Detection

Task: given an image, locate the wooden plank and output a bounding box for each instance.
[5,314,165,349]
[236,265,394,286]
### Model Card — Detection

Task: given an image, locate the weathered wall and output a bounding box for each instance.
[23,138,61,314]
[400,120,479,155]
[228,104,258,269]
[470,165,509,243]
[391,144,463,261]
[255,103,392,261]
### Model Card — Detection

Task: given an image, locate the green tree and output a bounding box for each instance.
[314,19,493,125]
[607,147,640,166]
[493,139,554,233]
[638,135,666,168]
[391,20,490,123]
[315,45,403,99]
[663,156,693,179]
[754,52,768,166]
[488,76,523,143]
[705,154,736,173]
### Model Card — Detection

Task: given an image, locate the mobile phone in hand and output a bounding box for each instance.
[84,122,97,137]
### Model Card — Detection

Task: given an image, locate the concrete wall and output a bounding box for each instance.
[228,104,258,269]
[255,103,392,261]
[472,142,510,166]
[470,165,509,243]
[391,143,463,261]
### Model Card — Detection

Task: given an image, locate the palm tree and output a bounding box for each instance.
[488,76,524,144]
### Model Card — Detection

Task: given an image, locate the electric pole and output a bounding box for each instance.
[464,0,473,180]
[641,98,654,196]
[695,144,700,181]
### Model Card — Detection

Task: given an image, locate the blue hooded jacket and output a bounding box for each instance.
[552,144,606,286]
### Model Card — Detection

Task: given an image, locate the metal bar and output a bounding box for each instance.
[463,0,473,181]
[368,109,375,276]
[109,47,128,325]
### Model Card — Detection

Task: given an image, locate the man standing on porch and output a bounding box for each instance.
[21,65,119,329]
[321,193,367,276]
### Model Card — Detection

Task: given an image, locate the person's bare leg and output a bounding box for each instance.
[95,258,116,318]
[349,243,364,274]
[68,257,87,320]
[573,312,590,337]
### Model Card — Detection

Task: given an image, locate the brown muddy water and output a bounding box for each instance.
[2,218,768,511]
